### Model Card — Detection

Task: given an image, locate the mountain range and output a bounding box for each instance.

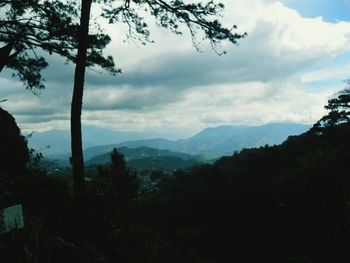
[83,123,309,161]
[27,126,170,159]
[29,123,310,165]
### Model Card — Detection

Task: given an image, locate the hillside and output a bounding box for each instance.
[3,108,350,263]
[85,146,201,177]
[84,139,181,161]
[147,122,350,263]
[128,156,199,174]
[86,146,198,165]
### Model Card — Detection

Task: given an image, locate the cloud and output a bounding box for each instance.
[84,85,184,111]
[1,0,350,136]
[77,80,337,135]
[163,81,336,127]
[93,0,350,90]
[301,62,350,83]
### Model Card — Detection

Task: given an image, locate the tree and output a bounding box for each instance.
[2,0,246,193]
[71,0,246,193]
[0,0,117,91]
[311,87,350,133]
[1,0,118,194]
[92,148,138,206]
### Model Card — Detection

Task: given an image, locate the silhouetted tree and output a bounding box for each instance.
[311,87,350,133]
[1,0,247,194]
[111,149,139,205]
[0,0,116,90]
[70,0,119,194]
[1,0,118,194]
[92,148,138,208]
[71,0,246,193]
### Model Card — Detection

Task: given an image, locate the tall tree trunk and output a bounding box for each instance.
[71,0,92,194]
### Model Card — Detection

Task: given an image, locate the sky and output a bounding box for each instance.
[2,0,350,138]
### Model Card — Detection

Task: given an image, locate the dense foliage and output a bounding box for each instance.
[0,0,117,90]
[311,87,350,132]
[143,123,350,263]
[0,107,29,207]
[1,90,350,262]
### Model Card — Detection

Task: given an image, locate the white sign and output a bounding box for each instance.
[0,204,24,234]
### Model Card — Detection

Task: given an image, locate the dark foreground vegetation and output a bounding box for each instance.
[1,91,350,262]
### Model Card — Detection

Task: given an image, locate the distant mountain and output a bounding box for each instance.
[179,125,249,156]
[86,146,196,166]
[33,123,310,162]
[84,138,182,161]
[86,123,309,159]
[116,138,182,151]
[27,126,169,159]
[185,125,249,150]
[210,123,310,156]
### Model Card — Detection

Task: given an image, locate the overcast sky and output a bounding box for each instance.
[2,0,350,138]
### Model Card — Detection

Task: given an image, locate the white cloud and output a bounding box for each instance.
[76,81,337,136]
[301,63,350,83]
[2,0,350,136]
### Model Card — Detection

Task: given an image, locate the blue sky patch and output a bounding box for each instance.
[283,0,350,22]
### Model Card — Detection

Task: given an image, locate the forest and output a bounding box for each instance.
[1,0,350,262]
[1,85,350,263]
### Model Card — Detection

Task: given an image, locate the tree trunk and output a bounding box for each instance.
[71,0,92,194]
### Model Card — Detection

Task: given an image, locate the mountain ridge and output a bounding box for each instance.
[86,146,198,166]
[83,123,310,160]
[30,123,310,162]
